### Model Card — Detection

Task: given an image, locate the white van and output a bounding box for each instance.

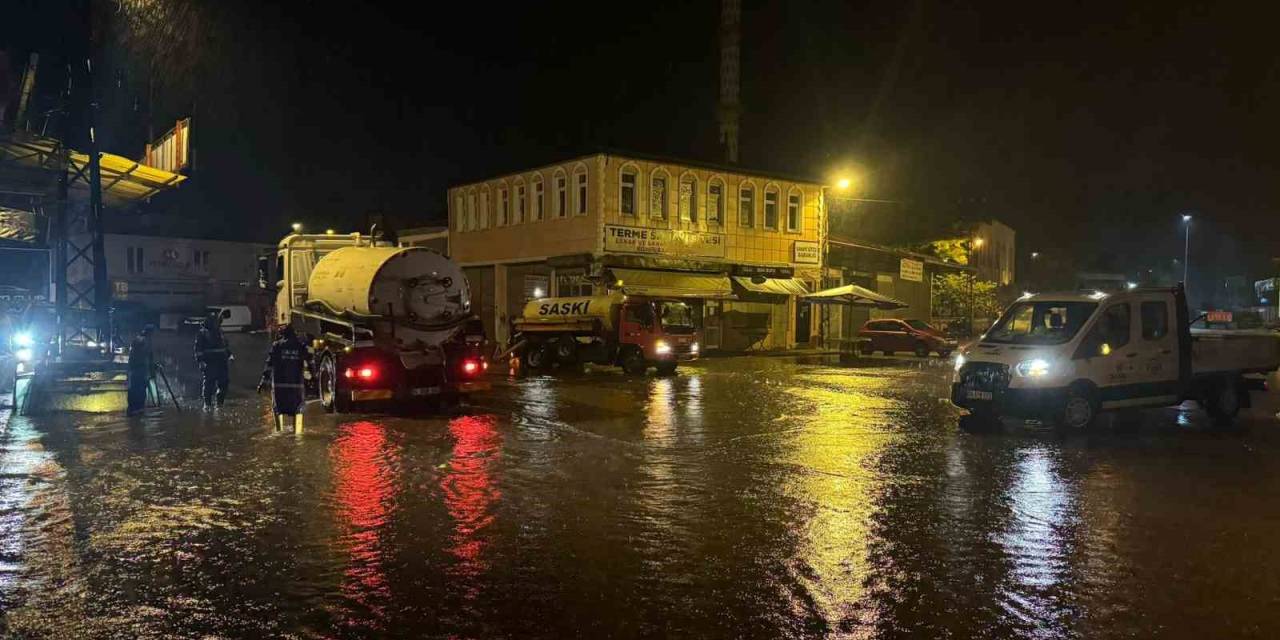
[183,305,254,332]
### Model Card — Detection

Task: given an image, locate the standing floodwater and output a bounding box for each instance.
[3,342,1280,638]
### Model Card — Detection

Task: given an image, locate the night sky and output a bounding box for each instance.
[4,0,1280,284]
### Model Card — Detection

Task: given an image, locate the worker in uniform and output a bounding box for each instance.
[194,313,232,409]
[258,325,310,430]
[126,325,155,415]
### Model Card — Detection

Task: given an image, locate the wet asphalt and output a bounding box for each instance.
[3,333,1280,638]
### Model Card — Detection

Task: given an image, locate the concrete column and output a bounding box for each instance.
[494,264,508,344]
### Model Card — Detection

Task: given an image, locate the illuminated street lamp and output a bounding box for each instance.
[836,177,851,191]
[1181,214,1192,297]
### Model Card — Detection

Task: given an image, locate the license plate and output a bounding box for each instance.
[410,386,441,397]
[351,389,394,401]
[965,389,993,401]
[457,381,491,393]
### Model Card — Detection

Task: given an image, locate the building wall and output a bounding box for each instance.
[69,233,272,312]
[972,220,1016,286]
[449,158,601,265]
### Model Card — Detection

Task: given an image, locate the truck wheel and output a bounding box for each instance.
[554,338,578,363]
[621,349,647,375]
[524,344,550,371]
[1206,381,1242,425]
[655,361,678,376]
[914,342,930,358]
[319,354,349,413]
[1057,386,1098,430]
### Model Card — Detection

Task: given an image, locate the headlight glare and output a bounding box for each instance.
[1015,358,1052,377]
[654,340,672,355]
[953,354,966,372]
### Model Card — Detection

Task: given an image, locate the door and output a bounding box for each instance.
[621,302,655,348]
[703,300,722,350]
[1129,295,1181,400]
[795,300,812,345]
[1076,302,1140,404]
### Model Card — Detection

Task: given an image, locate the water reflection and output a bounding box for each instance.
[331,420,399,627]
[441,414,502,592]
[998,447,1076,631]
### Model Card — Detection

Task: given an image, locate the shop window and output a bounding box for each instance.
[620,169,637,216]
[679,175,697,222]
[651,172,669,219]
[739,185,754,228]
[787,192,801,232]
[707,180,724,224]
[557,270,593,297]
[763,188,779,229]
[524,274,548,301]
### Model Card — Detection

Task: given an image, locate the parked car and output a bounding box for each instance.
[182,305,254,332]
[857,318,957,357]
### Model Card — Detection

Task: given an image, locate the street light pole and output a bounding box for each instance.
[1182,214,1192,298]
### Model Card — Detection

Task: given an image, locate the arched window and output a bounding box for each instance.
[512,176,526,224]
[763,183,780,230]
[707,177,725,225]
[650,168,670,219]
[466,188,478,231]
[496,181,510,226]
[786,188,802,232]
[531,173,545,221]
[678,172,697,223]
[619,163,640,216]
[553,168,568,218]
[572,164,589,216]
[478,186,490,229]
[738,180,756,228]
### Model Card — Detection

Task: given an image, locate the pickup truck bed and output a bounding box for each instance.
[1191,329,1280,376]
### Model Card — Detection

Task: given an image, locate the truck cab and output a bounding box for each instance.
[952,286,1280,429]
[514,295,700,375]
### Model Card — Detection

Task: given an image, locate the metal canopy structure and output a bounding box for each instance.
[610,267,734,299]
[0,132,186,206]
[0,130,186,350]
[805,284,909,310]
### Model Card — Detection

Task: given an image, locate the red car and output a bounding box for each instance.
[856,319,957,357]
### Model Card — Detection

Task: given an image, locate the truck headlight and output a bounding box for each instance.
[954,354,966,372]
[1015,358,1052,378]
[15,348,34,362]
[690,342,699,354]
[654,340,672,355]
[13,332,33,348]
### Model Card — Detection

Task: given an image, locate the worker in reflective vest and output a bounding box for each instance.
[194,313,232,409]
[258,325,310,430]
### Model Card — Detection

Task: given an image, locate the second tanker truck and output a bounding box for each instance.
[274,230,488,411]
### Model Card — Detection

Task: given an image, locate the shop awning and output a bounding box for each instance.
[732,276,810,297]
[611,268,733,298]
[805,284,908,309]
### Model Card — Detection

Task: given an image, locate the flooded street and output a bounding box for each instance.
[4,335,1280,638]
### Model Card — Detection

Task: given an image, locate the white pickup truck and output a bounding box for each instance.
[951,286,1280,428]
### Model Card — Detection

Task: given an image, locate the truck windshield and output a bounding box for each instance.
[985,301,1098,345]
[659,302,695,330]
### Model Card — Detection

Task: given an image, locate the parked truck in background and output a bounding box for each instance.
[952,286,1280,429]
[274,231,488,412]
[511,294,700,375]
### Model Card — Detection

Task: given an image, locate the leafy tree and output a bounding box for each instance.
[932,272,1000,326]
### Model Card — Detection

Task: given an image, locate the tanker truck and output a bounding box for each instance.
[274,231,488,411]
[511,293,700,375]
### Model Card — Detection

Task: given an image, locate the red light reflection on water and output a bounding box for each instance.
[331,421,399,620]
[441,415,502,583]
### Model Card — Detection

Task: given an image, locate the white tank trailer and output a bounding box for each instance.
[275,232,489,412]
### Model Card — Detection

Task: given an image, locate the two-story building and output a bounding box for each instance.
[448,152,825,351]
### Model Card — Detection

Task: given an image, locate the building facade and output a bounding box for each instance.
[448,152,825,351]
[969,219,1017,286]
[68,232,273,316]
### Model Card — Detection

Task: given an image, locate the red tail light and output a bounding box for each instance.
[344,366,378,380]
[462,359,480,375]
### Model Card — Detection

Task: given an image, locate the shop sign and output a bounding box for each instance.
[603,224,725,258]
[900,258,924,282]
[733,264,794,278]
[793,241,820,265]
